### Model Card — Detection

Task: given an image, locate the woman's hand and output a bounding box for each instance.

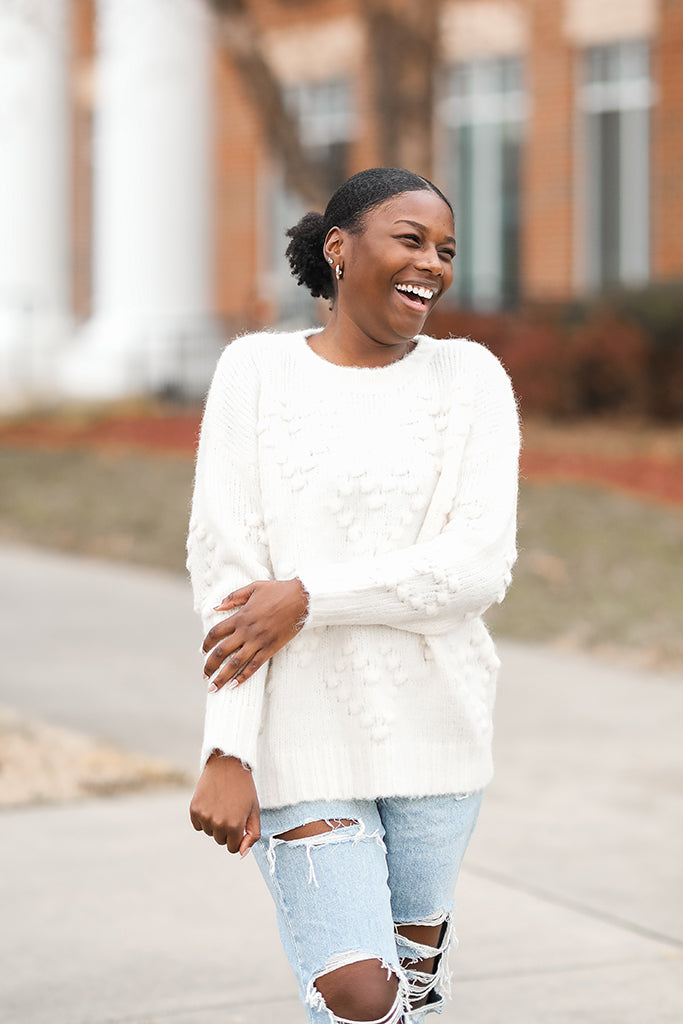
[189,751,260,857]
[202,578,308,692]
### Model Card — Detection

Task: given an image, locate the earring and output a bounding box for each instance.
[327,257,333,265]
[335,264,343,280]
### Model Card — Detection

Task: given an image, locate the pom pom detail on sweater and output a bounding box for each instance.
[187,330,520,807]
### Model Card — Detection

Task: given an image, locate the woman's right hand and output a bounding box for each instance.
[189,751,261,857]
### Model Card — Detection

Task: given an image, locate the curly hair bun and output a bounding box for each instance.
[285,211,333,301]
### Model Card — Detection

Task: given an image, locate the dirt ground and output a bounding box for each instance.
[0,705,189,809]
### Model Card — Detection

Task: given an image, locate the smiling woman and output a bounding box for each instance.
[187,167,520,1024]
[286,169,456,367]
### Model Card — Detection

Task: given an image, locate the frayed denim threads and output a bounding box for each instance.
[252,792,482,1023]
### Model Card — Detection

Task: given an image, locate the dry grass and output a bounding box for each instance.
[486,480,683,674]
[0,442,682,675]
[0,705,189,808]
[0,447,193,573]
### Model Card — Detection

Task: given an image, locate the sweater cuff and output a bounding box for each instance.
[297,561,380,630]
[199,664,267,771]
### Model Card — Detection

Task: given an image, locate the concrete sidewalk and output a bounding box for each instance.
[1,542,682,1023]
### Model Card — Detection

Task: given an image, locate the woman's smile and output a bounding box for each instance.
[394,280,440,313]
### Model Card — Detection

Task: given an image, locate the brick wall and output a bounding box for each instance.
[211,1,357,330]
[522,0,575,299]
[212,48,267,329]
[68,0,683,328]
[70,0,94,320]
[653,0,683,277]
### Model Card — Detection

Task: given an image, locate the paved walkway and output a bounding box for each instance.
[1,542,682,1024]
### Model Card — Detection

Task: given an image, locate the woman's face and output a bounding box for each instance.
[329,189,456,347]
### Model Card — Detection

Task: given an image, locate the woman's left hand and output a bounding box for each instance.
[202,579,309,691]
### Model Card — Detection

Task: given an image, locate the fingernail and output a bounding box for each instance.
[240,848,251,859]
[203,673,209,681]
[227,679,240,691]
[207,682,218,693]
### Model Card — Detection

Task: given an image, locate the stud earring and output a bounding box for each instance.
[335,264,343,280]
[327,257,333,265]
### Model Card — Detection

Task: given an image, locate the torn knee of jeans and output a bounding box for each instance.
[273,818,360,842]
[266,817,386,887]
[395,910,452,961]
[395,912,455,1006]
[305,953,410,1024]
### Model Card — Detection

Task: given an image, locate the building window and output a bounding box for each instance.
[440,57,526,309]
[578,40,653,290]
[269,78,355,324]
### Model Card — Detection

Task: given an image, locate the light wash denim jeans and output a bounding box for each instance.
[252,792,483,1024]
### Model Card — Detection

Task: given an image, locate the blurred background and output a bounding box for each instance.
[1,5,682,1021]
[1,0,682,411]
[1,0,681,678]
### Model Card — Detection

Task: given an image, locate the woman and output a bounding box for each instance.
[188,167,519,1023]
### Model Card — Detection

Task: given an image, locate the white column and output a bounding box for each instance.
[0,0,71,409]
[62,0,221,400]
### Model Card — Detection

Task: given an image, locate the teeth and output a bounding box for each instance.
[396,283,434,300]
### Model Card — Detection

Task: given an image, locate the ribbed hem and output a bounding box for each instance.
[253,739,494,810]
[200,664,267,771]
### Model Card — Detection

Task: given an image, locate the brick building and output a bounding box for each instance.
[1,0,681,404]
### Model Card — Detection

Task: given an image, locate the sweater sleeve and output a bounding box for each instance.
[186,337,272,770]
[297,347,520,635]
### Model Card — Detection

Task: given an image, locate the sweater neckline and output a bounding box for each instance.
[296,329,432,387]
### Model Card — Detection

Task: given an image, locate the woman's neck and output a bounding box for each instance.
[310,313,416,368]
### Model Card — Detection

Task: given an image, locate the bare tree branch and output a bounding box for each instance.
[208,0,327,208]
[365,0,439,179]
[207,0,442,205]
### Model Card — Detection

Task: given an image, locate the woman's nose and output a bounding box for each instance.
[415,245,443,275]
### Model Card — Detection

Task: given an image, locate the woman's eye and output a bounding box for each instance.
[401,234,420,244]
[440,250,455,261]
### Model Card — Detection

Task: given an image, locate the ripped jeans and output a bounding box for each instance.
[252,792,483,1024]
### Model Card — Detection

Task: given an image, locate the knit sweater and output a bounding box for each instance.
[186,329,520,808]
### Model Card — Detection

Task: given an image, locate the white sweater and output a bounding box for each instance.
[187,330,519,808]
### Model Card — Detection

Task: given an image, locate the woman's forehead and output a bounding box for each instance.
[366,190,454,232]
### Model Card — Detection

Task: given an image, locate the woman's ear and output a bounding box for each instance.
[323,226,343,266]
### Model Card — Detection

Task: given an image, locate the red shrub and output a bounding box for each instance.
[567,316,650,415]
[427,308,569,416]
[427,293,682,421]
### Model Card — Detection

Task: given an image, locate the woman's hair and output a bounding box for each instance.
[285,167,453,301]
